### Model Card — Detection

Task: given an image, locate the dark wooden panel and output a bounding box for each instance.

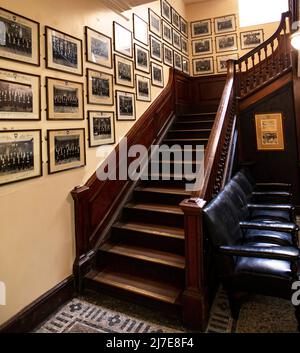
[0,276,74,333]
[239,83,300,206]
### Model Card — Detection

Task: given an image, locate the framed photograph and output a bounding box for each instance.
[174,51,182,71]
[88,111,115,147]
[255,113,285,151]
[0,8,40,66]
[0,68,40,121]
[193,57,214,76]
[114,54,134,88]
[240,30,264,50]
[192,38,213,56]
[191,19,211,38]
[216,54,239,73]
[161,0,171,23]
[136,75,151,102]
[149,9,161,38]
[163,44,173,67]
[46,77,84,121]
[133,14,148,46]
[151,62,164,87]
[87,69,113,106]
[150,35,162,62]
[181,37,188,56]
[47,128,86,174]
[113,22,133,58]
[162,21,172,45]
[216,34,238,53]
[0,129,42,186]
[171,8,181,31]
[180,17,188,37]
[173,30,181,51]
[214,15,236,34]
[45,26,83,76]
[182,57,190,75]
[85,26,112,68]
[134,44,150,74]
[116,90,136,121]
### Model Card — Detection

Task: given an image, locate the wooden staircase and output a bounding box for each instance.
[84,111,217,311]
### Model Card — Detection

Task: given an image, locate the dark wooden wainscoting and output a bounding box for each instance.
[239,82,300,208]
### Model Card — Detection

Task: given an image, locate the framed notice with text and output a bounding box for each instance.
[255,113,285,151]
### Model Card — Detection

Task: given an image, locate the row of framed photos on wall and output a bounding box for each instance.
[191,29,265,57]
[192,53,239,76]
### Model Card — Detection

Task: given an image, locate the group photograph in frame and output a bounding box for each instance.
[0,129,42,186]
[46,77,84,121]
[0,68,40,121]
[114,54,134,88]
[193,57,214,76]
[182,57,190,75]
[255,113,285,151]
[192,38,213,56]
[113,22,133,58]
[0,7,40,66]
[116,90,136,121]
[191,19,212,38]
[214,14,236,34]
[163,44,173,67]
[240,30,264,50]
[87,68,113,106]
[216,53,239,73]
[151,62,164,88]
[45,26,83,76]
[171,8,181,31]
[133,14,149,46]
[47,128,86,174]
[180,17,188,37]
[85,26,112,68]
[134,44,150,74]
[216,33,238,53]
[161,0,171,23]
[149,9,161,38]
[172,30,181,51]
[136,74,151,102]
[88,111,115,147]
[162,21,173,45]
[181,37,188,56]
[174,51,182,71]
[150,35,162,62]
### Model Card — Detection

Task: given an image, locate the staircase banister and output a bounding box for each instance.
[236,11,291,65]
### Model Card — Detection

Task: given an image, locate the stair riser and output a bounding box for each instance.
[96,252,185,285]
[123,207,184,228]
[162,141,208,148]
[141,179,196,189]
[110,227,185,255]
[176,115,215,121]
[148,162,203,175]
[173,121,214,129]
[167,131,211,139]
[133,189,188,205]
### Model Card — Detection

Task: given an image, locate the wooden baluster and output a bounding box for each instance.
[238,62,242,96]
[251,54,255,90]
[264,46,269,80]
[245,59,249,96]
[270,41,275,77]
[258,50,262,85]
[277,35,282,73]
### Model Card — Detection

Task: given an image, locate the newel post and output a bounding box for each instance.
[71,185,93,292]
[180,197,208,331]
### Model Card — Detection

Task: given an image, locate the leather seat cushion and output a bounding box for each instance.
[244,229,293,246]
[251,209,291,222]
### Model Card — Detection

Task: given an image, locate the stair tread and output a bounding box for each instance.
[135,185,191,196]
[100,242,185,269]
[164,138,209,141]
[125,202,184,215]
[169,129,212,133]
[179,112,217,116]
[175,120,215,124]
[86,269,182,304]
[114,221,185,239]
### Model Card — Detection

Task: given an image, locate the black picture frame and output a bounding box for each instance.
[0,7,40,67]
[181,36,188,56]
[136,74,151,102]
[182,56,190,75]
[173,29,181,51]
[161,0,172,23]
[192,57,214,76]
[134,44,150,74]
[214,14,236,34]
[162,21,173,45]
[171,8,181,31]
[192,37,213,56]
[45,26,83,76]
[149,9,162,38]
[191,19,212,38]
[0,68,41,121]
[215,33,238,53]
[47,128,86,175]
[113,21,133,58]
[87,68,114,106]
[240,29,264,50]
[116,90,136,121]
[0,129,42,186]
[151,62,164,88]
[85,26,112,69]
[133,14,149,46]
[114,54,134,88]
[88,111,115,147]
[174,51,182,71]
[180,17,188,37]
[150,35,162,62]
[163,44,173,67]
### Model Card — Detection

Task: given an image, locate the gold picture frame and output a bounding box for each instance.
[255,113,285,151]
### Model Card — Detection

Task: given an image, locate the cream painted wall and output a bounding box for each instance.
[0,0,187,325]
[186,0,280,75]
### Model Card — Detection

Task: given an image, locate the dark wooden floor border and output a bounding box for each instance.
[0,276,74,333]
